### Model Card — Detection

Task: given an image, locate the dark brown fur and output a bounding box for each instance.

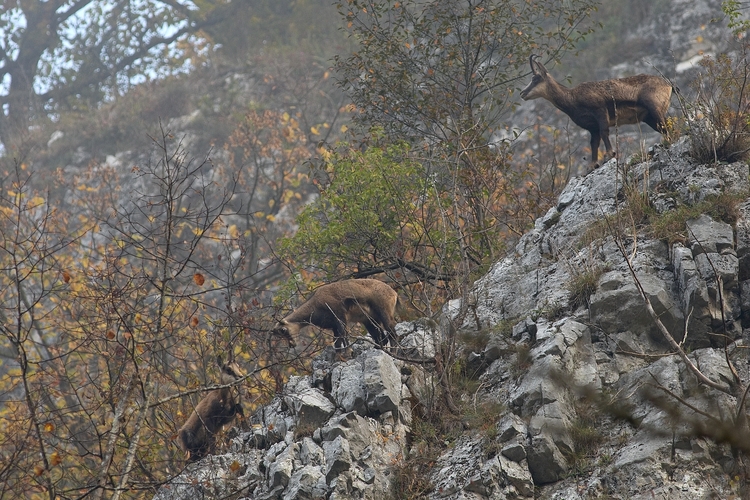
[177,360,244,462]
[272,279,399,349]
[520,55,673,167]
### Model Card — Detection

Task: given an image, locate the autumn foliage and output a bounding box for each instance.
[0,121,318,498]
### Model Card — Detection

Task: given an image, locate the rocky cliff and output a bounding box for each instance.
[153,137,750,499]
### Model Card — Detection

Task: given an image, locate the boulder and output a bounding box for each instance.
[284,376,335,431]
[363,349,403,415]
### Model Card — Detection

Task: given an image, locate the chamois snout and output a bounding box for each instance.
[271,322,296,348]
[520,79,537,100]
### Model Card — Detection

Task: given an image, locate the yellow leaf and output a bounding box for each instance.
[50,452,62,466]
[311,126,320,135]
[34,466,45,476]
[229,460,241,472]
[44,422,55,433]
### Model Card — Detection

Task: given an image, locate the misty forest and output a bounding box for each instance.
[3,0,750,498]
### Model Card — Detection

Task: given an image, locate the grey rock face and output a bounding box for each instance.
[363,349,403,415]
[397,318,443,359]
[284,376,335,431]
[331,358,367,415]
[446,141,748,498]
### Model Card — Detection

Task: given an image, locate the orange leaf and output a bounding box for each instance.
[62,271,71,283]
[50,452,62,466]
[44,422,55,433]
[34,466,45,476]
[193,273,205,286]
[190,316,199,328]
[229,460,241,472]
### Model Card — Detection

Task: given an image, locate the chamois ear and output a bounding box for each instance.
[531,55,547,76]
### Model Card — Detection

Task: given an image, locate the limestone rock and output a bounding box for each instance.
[284,376,335,431]
[363,349,403,416]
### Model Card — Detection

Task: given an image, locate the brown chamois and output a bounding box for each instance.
[272,279,399,349]
[520,55,673,168]
[177,358,244,462]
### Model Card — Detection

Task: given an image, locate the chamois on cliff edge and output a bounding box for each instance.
[520,55,673,168]
[177,357,244,462]
[272,279,399,350]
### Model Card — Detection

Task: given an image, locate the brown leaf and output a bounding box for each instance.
[193,273,205,286]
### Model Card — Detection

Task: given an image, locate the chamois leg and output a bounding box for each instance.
[332,321,349,351]
[363,319,385,346]
[588,130,602,167]
[378,315,398,348]
[599,126,617,163]
[384,322,397,348]
[366,318,397,348]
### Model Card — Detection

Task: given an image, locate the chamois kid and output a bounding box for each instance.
[177,358,244,462]
[272,279,398,349]
[520,55,673,168]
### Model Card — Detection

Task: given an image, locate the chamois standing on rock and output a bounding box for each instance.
[272,279,399,349]
[177,358,244,462]
[520,55,673,168]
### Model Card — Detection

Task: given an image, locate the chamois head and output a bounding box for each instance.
[270,319,298,347]
[177,356,245,462]
[520,55,550,101]
[218,357,244,384]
